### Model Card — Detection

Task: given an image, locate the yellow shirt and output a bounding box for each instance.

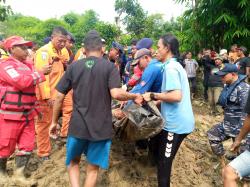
[74,48,86,61]
[34,42,69,100]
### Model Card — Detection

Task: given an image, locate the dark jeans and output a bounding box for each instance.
[188,77,197,93]
[149,130,188,187]
[203,75,209,100]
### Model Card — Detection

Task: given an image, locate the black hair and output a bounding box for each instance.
[239,46,248,56]
[160,33,180,58]
[131,39,138,46]
[52,26,68,36]
[83,30,102,52]
[67,32,75,43]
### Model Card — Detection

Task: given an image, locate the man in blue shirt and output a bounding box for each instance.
[130,48,163,94]
[126,48,163,157]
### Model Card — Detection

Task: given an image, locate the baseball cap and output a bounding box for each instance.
[215,63,238,76]
[219,49,227,55]
[112,41,123,53]
[131,48,151,66]
[4,36,33,50]
[236,46,247,53]
[214,55,223,61]
[43,37,51,44]
[136,38,153,50]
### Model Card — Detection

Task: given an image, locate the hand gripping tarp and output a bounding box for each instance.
[113,101,164,142]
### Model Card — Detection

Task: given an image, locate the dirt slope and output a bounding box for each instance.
[0,100,248,187]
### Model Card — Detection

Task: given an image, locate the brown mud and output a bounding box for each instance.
[0,99,248,187]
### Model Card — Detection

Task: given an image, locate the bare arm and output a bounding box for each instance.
[231,114,250,151]
[235,115,250,143]
[110,88,141,101]
[154,90,182,103]
[49,92,65,138]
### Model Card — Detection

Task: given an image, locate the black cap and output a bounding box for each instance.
[112,41,123,53]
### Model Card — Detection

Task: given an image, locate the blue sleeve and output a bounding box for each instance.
[162,68,181,91]
[130,67,156,94]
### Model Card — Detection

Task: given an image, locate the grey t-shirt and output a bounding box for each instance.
[56,56,121,140]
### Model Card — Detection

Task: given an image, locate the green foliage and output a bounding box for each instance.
[62,12,79,26]
[176,0,250,52]
[4,15,42,41]
[0,0,12,21]
[114,0,182,48]
[2,0,249,56]
[95,21,121,47]
[71,10,99,47]
[1,9,122,50]
[119,34,134,46]
[115,0,147,37]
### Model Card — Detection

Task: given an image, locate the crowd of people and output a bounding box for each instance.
[0,26,249,187]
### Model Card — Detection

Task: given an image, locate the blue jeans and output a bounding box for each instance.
[229,150,250,179]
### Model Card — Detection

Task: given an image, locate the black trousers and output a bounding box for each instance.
[149,130,188,187]
[188,77,197,93]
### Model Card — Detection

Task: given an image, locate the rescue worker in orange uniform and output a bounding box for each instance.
[34,26,69,160]
[74,45,86,61]
[60,32,75,139]
[0,36,51,182]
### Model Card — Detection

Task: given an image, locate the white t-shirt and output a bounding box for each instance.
[184,59,199,78]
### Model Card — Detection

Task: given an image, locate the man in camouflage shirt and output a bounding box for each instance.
[223,89,250,186]
[207,64,250,167]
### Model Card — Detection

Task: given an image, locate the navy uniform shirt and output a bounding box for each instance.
[223,77,250,136]
[244,90,250,151]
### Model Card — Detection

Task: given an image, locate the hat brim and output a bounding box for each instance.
[14,41,33,47]
[131,59,139,66]
[215,71,227,76]
[214,57,223,61]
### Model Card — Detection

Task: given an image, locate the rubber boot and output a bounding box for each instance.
[0,158,7,175]
[13,155,36,186]
[0,158,8,184]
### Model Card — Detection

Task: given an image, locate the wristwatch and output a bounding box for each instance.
[150,92,156,101]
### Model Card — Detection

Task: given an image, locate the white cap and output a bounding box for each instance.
[219,49,227,55]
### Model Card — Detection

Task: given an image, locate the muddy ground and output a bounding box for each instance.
[0,99,249,187]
